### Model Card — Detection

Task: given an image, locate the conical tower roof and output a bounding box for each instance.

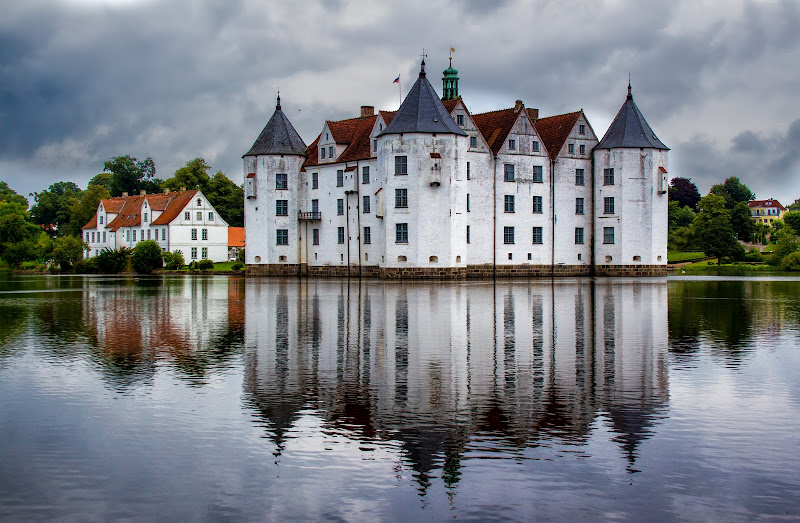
[596,83,669,150]
[243,95,308,157]
[378,60,467,137]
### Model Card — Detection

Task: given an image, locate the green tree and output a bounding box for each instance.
[772,226,798,265]
[95,248,129,274]
[730,202,755,242]
[131,239,163,274]
[162,158,244,227]
[693,194,744,263]
[29,181,81,235]
[104,155,163,197]
[2,240,36,268]
[783,211,800,232]
[163,249,185,270]
[51,236,86,271]
[0,181,29,207]
[669,200,696,231]
[0,201,40,262]
[65,184,111,237]
[709,177,755,209]
[87,172,113,191]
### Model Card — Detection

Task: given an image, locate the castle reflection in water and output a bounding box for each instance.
[243,279,669,480]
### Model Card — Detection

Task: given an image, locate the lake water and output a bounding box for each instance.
[0,274,798,520]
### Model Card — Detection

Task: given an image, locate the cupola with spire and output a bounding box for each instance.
[442,56,459,101]
[595,82,668,150]
[243,93,307,157]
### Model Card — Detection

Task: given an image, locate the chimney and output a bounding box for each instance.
[140,190,146,196]
[163,188,170,194]
[180,186,186,193]
[361,105,374,117]
[514,100,524,112]
[122,192,128,197]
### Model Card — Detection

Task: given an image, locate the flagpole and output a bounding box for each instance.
[398,74,401,108]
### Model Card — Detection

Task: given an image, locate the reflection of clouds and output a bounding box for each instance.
[243,279,670,486]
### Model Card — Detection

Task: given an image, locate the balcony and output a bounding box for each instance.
[298,211,321,221]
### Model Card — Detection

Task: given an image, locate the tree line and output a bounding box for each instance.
[669,176,800,267]
[0,156,244,270]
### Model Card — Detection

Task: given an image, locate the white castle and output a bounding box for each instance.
[243,59,669,278]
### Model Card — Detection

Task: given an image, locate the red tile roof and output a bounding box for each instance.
[105,196,144,231]
[327,118,360,144]
[82,214,97,230]
[338,115,378,163]
[749,199,785,210]
[102,197,127,213]
[300,109,395,171]
[228,227,245,247]
[442,98,461,113]
[151,190,198,225]
[472,107,521,155]
[534,111,582,160]
[145,193,173,212]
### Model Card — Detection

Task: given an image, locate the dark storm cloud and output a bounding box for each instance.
[1,0,799,200]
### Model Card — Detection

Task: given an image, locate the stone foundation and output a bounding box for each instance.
[246,263,667,279]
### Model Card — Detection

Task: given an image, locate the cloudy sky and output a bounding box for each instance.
[2,0,799,203]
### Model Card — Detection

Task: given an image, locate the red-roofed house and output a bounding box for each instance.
[749,199,787,224]
[81,189,229,262]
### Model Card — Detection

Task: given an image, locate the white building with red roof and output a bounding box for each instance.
[244,58,668,277]
[81,188,229,262]
[748,199,786,225]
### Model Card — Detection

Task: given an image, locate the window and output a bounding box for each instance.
[363,226,371,244]
[504,195,515,213]
[470,136,477,148]
[191,247,197,259]
[396,223,408,243]
[202,247,208,259]
[508,139,516,150]
[532,140,540,152]
[504,226,515,245]
[103,232,106,242]
[372,139,377,152]
[276,229,288,245]
[184,211,190,220]
[337,199,344,215]
[362,166,370,184]
[276,200,288,216]
[338,227,345,244]
[86,232,90,242]
[575,227,584,244]
[201,228,208,240]
[576,198,584,215]
[336,170,343,187]
[191,228,197,240]
[321,148,326,159]
[197,211,202,220]
[466,193,470,212]
[504,164,514,182]
[91,232,95,242]
[312,199,319,213]
[276,173,288,189]
[312,228,319,245]
[579,144,586,155]
[533,165,543,183]
[466,162,471,180]
[532,227,543,244]
[208,212,214,221]
[147,229,151,240]
[466,225,470,244]
[143,213,148,222]
[579,124,586,135]
[568,143,575,154]
[457,114,464,125]
[395,156,408,175]
[532,195,543,214]
[604,197,615,214]
[604,168,615,185]
[126,230,129,241]
[312,172,319,189]
[196,199,201,206]
[363,195,370,213]
[604,227,615,244]
[161,229,165,241]
[395,188,408,208]
[99,215,103,224]
[575,169,585,185]
[328,146,334,158]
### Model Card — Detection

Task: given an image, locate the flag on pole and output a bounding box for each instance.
[450,47,455,53]
[393,75,400,84]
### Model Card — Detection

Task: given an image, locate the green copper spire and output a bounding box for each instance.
[442,56,459,101]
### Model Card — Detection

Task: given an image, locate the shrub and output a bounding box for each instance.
[95,248,128,274]
[131,240,164,274]
[197,259,214,271]
[781,251,800,271]
[232,262,244,271]
[163,249,185,270]
[744,247,763,263]
[73,257,100,274]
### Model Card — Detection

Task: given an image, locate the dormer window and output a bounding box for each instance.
[144,213,148,222]
[508,139,516,150]
[579,124,586,135]
[321,148,326,159]
[328,146,334,158]
[379,123,383,131]
[99,215,103,224]
[373,139,377,152]
[326,133,329,140]
[568,143,575,154]
[457,114,464,126]
[196,198,201,206]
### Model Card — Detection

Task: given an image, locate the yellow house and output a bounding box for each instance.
[749,199,786,225]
